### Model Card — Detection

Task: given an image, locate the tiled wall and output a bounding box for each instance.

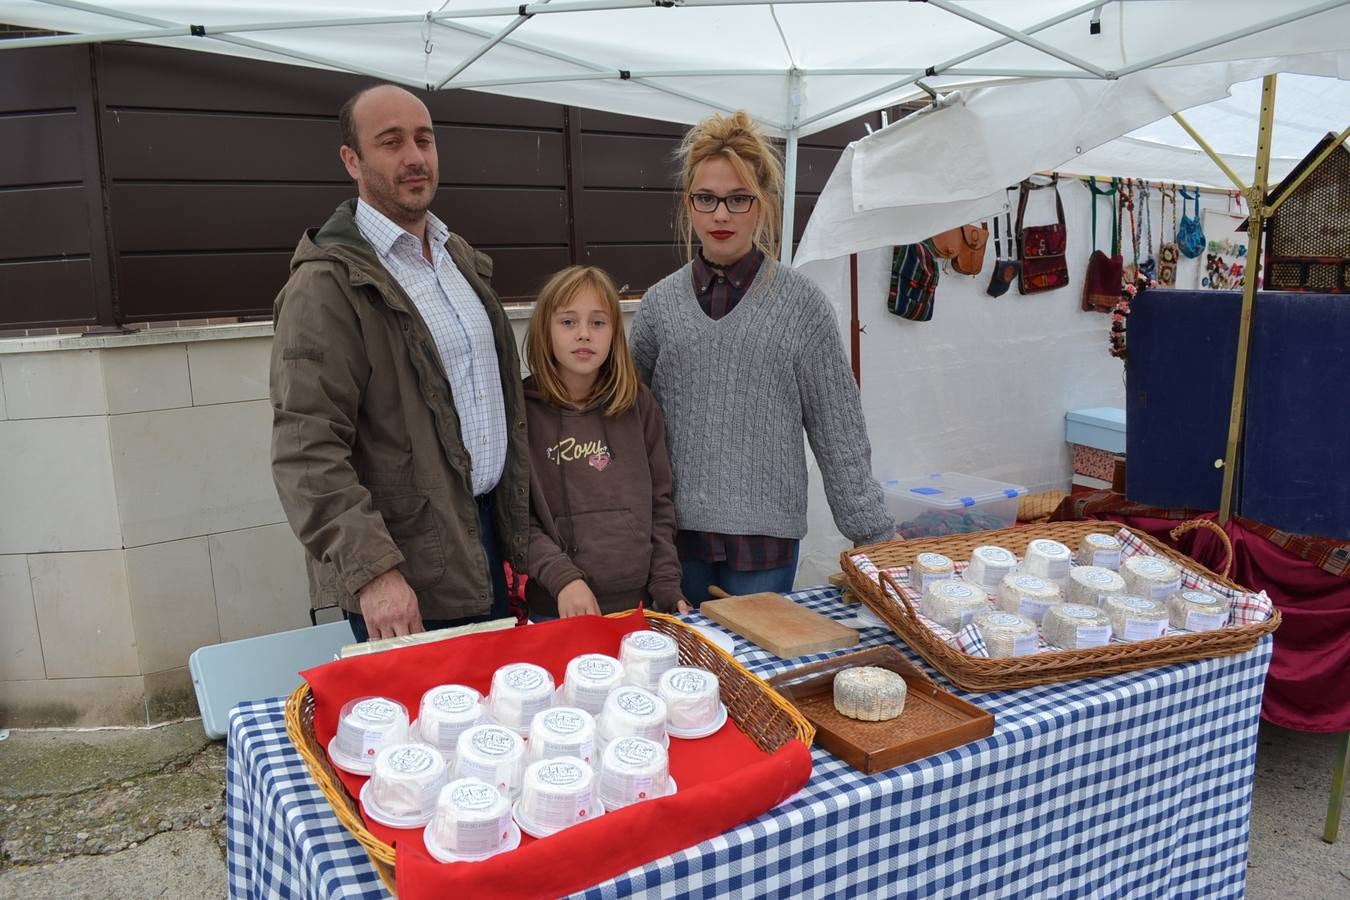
[0,311,572,726]
[0,329,315,726]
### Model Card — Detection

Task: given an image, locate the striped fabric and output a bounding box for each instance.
[887,241,939,321]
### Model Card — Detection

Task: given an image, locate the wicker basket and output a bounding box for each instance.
[284,610,815,895]
[840,521,1280,692]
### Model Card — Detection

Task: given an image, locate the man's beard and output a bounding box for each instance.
[362,163,436,226]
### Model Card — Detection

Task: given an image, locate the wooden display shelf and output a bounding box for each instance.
[767,646,993,774]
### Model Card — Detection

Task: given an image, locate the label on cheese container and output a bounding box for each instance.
[1185,609,1228,632]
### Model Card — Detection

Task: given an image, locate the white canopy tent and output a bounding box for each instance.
[3,0,1349,263]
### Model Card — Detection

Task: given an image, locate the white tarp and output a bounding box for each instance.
[794,59,1350,264]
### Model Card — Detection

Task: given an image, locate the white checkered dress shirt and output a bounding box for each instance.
[354,200,507,496]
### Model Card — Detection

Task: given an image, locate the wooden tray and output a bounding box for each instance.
[767,646,994,774]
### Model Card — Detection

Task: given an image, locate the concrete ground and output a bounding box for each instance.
[0,718,1344,898]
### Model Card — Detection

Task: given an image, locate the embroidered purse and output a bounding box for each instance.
[887,241,940,322]
[1082,177,1123,313]
[1016,176,1070,295]
[1176,185,1206,259]
[1157,183,1179,285]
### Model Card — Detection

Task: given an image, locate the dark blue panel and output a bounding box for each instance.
[1242,292,1350,540]
[1125,289,1242,509]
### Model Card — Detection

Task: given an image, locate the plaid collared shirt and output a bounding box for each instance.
[680,246,796,571]
[354,200,507,496]
[691,247,764,321]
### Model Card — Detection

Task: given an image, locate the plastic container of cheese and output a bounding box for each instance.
[879,472,1028,539]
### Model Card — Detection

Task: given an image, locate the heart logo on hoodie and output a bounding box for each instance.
[588,453,610,472]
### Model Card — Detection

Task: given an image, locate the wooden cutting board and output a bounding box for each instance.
[700,592,860,659]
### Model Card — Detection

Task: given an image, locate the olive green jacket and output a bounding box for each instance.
[270,200,528,619]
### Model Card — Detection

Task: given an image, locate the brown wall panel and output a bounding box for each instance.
[0,259,98,327]
[99,45,564,128]
[110,185,568,252]
[577,189,678,244]
[474,247,573,300]
[580,244,685,293]
[0,113,84,187]
[580,133,680,189]
[102,113,565,186]
[577,109,686,137]
[792,146,845,195]
[117,244,570,320]
[0,186,91,260]
[116,252,290,321]
[0,46,80,113]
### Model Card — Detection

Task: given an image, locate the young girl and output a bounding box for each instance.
[630,111,895,604]
[523,266,690,617]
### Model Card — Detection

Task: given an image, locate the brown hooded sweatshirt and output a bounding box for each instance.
[524,376,684,615]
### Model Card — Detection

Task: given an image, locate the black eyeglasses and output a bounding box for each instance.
[688,192,757,214]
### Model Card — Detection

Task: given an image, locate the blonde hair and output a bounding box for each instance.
[675,110,784,264]
[524,266,638,416]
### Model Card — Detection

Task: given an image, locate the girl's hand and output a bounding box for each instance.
[676,599,693,615]
[557,580,602,617]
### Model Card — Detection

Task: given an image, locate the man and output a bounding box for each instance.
[270,84,528,641]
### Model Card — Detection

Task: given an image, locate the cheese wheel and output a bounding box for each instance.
[909,552,955,593]
[1166,589,1231,632]
[997,573,1063,624]
[963,546,1017,593]
[971,610,1040,657]
[1078,533,1123,570]
[1043,603,1113,649]
[1121,556,1183,602]
[1023,539,1072,583]
[1102,595,1169,642]
[921,579,990,632]
[1066,566,1127,608]
[832,666,907,721]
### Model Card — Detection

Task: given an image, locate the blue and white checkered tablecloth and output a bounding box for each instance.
[227,588,1272,899]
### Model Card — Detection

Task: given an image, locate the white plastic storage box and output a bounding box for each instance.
[880,472,1028,539]
[1065,408,1126,454]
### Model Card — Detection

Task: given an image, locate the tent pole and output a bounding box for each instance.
[781,70,802,265]
[1217,73,1278,526]
[849,254,861,387]
[1170,112,1250,194]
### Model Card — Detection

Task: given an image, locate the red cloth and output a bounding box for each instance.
[301,610,813,898]
[1052,500,1350,732]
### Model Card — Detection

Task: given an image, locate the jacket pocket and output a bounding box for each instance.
[564,508,650,594]
[371,490,446,591]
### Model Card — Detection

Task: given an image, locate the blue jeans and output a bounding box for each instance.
[680,543,801,607]
[348,494,509,642]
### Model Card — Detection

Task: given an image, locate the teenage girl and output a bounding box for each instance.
[523,266,691,617]
[630,111,895,604]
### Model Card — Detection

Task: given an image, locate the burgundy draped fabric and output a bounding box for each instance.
[1052,492,1350,732]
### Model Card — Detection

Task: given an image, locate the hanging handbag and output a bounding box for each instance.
[1017,175,1070,295]
[887,240,940,322]
[932,223,990,275]
[1176,185,1206,259]
[1135,180,1156,281]
[1157,183,1179,286]
[985,203,1020,297]
[1082,176,1123,312]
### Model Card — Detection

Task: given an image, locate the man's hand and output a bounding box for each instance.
[557,580,602,617]
[358,569,424,639]
[676,598,694,615]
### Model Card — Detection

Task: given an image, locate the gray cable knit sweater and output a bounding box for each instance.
[631,258,894,546]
